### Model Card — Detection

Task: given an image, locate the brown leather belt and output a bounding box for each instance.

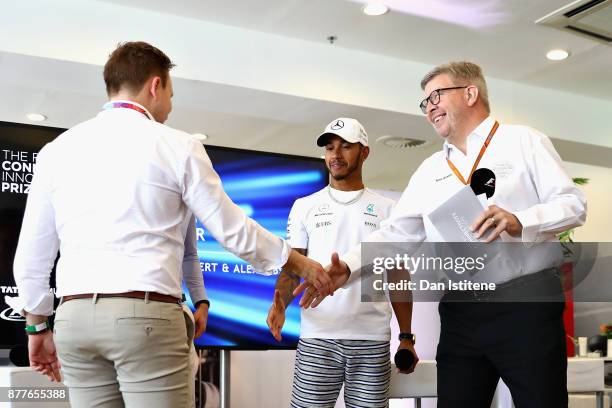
[61,291,181,304]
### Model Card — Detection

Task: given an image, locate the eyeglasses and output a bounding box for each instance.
[419,86,468,114]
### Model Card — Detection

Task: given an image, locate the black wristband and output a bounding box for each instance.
[194,299,210,309]
[398,332,416,344]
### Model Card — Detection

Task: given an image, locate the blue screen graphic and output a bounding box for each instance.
[188,146,327,349]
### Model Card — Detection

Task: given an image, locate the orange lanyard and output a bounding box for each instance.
[446,121,499,185]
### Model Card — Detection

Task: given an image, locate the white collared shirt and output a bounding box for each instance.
[12,101,289,316]
[342,116,587,284]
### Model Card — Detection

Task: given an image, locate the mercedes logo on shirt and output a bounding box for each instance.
[330,120,344,130]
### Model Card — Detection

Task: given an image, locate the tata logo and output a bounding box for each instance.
[318,203,330,212]
[366,204,375,213]
[1,307,25,322]
[330,120,344,130]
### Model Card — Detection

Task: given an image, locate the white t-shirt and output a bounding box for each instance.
[287,186,395,340]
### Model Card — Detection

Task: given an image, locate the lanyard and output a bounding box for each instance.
[446,121,499,185]
[104,102,151,120]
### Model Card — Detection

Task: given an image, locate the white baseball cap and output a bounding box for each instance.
[316,117,368,147]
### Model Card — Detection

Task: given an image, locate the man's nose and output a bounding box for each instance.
[426,100,436,115]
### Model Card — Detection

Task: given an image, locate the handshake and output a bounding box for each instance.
[285,251,350,308]
[267,251,349,341]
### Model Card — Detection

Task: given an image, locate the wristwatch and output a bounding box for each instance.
[398,332,416,344]
[25,321,51,335]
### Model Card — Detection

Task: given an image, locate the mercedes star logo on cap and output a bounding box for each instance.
[331,120,344,130]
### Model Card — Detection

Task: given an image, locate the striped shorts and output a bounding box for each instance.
[290,338,391,408]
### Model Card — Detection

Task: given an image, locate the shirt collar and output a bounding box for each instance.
[443,115,496,158]
[101,100,155,121]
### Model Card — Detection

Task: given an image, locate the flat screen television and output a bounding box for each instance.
[0,120,327,350]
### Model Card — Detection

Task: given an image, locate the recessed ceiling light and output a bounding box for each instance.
[363,3,389,16]
[193,133,209,141]
[546,49,570,61]
[26,113,47,122]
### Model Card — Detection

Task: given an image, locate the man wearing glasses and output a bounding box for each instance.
[298,61,586,407]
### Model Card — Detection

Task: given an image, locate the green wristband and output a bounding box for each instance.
[25,321,51,335]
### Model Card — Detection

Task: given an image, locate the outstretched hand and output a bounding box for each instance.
[293,252,350,309]
[286,249,333,297]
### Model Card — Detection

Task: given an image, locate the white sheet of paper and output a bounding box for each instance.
[427,185,486,242]
[477,193,488,208]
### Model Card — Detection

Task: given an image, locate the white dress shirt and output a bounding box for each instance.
[342,116,587,284]
[13,101,289,316]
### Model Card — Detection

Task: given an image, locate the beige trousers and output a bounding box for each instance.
[54,297,192,408]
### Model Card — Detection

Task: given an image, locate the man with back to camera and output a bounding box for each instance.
[266,118,419,408]
[12,41,334,408]
[297,62,586,408]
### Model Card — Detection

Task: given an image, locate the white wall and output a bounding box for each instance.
[230,350,295,407]
[565,162,612,243]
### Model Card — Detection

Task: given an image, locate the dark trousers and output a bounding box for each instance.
[436,271,568,408]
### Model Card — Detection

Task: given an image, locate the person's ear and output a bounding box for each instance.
[466,85,479,107]
[149,77,162,101]
[361,146,370,162]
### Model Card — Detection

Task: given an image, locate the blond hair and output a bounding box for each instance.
[421,61,490,113]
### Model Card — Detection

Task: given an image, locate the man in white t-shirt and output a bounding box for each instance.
[266,118,418,408]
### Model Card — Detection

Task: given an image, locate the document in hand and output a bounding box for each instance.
[427,185,487,242]
[426,185,513,283]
